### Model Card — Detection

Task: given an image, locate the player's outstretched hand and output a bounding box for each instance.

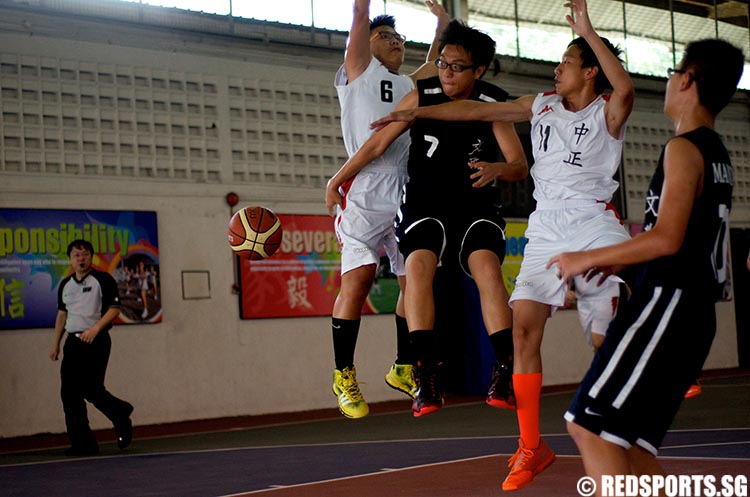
[564,0,594,38]
[425,0,450,25]
[549,252,621,286]
[469,161,502,188]
[325,179,343,217]
[370,109,418,131]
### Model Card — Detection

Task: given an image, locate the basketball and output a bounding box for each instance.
[227,206,283,260]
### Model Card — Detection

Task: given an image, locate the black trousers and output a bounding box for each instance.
[61,330,132,448]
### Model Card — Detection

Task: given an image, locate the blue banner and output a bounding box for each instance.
[0,208,160,329]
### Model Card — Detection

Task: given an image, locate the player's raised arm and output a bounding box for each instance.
[326,90,418,215]
[409,1,451,82]
[371,95,534,130]
[565,0,634,138]
[344,0,376,83]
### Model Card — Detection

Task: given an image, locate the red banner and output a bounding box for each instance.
[239,214,398,318]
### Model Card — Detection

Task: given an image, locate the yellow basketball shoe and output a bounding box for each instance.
[385,364,418,399]
[332,366,369,419]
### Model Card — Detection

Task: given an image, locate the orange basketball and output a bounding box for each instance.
[227,206,282,260]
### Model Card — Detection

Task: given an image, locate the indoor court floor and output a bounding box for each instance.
[1,373,748,497]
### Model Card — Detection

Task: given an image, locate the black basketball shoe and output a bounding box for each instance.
[412,362,444,417]
[487,360,516,410]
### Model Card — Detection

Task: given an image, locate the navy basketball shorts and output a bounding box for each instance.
[564,285,716,455]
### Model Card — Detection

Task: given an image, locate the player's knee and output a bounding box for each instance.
[591,332,605,351]
[341,265,376,288]
[467,250,501,277]
[512,324,541,349]
[405,251,437,286]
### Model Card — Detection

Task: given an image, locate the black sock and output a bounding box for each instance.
[332,318,360,370]
[489,327,513,366]
[409,329,437,367]
[394,314,413,365]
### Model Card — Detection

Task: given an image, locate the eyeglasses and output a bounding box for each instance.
[435,58,476,73]
[666,67,686,77]
[373,31,406,44]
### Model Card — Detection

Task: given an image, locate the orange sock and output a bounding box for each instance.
[513,372,543,449]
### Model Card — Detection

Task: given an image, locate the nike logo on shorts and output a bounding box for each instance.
[584,407,604,417]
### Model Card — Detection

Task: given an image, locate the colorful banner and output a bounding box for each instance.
[240,215,528,319]
[0,208,160,329]
[240,214,399,319]
[502,221,528,296]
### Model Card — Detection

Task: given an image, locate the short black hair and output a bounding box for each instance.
[680,39,744,116]
[67,239,93,257]
[438,20,496,79]
[568,37,624,94]
[370,14,396,31]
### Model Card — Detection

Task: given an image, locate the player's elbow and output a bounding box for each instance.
[616,83,635,107]
[507,162,529,182]
[516,161,530,180]
[654,235,683,257]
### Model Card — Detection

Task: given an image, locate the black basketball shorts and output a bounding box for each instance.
[397,206,506,277]
[564,285,716,455]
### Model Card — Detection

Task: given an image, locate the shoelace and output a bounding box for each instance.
[510,446,536,472]
[507,448,521,468]
[340,371,364,401]
[422,367,441,400]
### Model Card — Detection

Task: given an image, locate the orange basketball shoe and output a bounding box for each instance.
[685,382,702,399]
[502,437,556,491]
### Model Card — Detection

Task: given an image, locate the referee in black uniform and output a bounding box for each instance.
[49,239,133,456]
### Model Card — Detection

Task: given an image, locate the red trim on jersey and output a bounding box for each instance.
[339,176,355,212]
[334,176,357,247]
[602,94,611,102]
[542,90,556,96]
[597,201,625,225]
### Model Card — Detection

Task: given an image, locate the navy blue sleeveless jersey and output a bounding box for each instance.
[402,76,509,214]
[634,127,733,301]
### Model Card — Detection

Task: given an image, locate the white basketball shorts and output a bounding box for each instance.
[334,170,407,276]
[510,200,630,325]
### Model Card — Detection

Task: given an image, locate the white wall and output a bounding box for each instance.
[0,179,410,436]
[0,174,739,438]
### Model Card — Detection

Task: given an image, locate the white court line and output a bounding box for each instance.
[661,440,750,452]
[215,449,750,497]
[5,428,749,469]
[214,453,503,496]
[0,433,547,468]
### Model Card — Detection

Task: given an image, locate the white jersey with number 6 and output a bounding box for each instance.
[335,57,413,175]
